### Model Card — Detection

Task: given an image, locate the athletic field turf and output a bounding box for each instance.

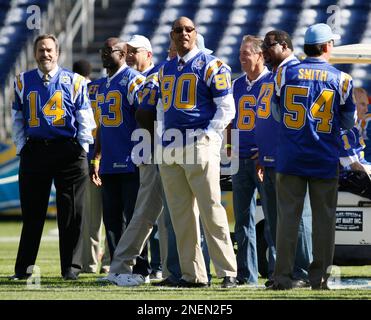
[1,220,371,300]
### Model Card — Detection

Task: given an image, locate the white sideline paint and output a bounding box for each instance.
[0,174,18,184]
[0,235,59,243]
[0,228,59,243]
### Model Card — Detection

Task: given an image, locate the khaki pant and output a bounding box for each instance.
[274,172,338,288]
[73,180,110,272]
[158,134,237,283]
[110,164,166,274]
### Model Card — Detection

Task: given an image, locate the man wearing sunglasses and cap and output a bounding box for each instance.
[270,23,356,290]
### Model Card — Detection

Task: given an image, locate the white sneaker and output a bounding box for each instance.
[113,273,145,287]
[97,272,117,284]
[133,274,150,284]
[150,271,163,281]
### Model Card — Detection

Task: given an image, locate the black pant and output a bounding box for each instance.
[101,171,152,276]
[15,138,88,277]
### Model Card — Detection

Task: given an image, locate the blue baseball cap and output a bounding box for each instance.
[304,23,341,45]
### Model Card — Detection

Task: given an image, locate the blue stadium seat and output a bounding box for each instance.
[233,0,268,8]
[274,0,302,9]
[0,1,49,86]
[200,0,233,8]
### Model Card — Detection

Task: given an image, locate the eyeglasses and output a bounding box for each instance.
[262,42,280,50]
[127,48,146,55]
[172,26,195,34]
[99,48,122,55]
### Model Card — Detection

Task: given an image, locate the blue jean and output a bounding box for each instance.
[231,158,260,284]
[260,166,312,280]
[149,224,161,272]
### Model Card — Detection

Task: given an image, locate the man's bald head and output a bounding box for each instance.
[170,16,197,57]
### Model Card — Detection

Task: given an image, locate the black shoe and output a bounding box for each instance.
[311,282,330,290]
[62,269,78,281]
[177,279,209,288]
[264,279,274,288]
[8,273,31,281]
[236,278,248,286]
[152,277,180,287]
[266,282,291,290]
[292,279,310,289]
[221,276,237,288]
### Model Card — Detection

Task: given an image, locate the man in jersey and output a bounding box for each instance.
[102,35,160,285]
[90,38,147,279]
[10,34,95,280]
[100,37,212,287]
[257,30,313,287]
[126,34,163,279]
[72,60,105,274]
[353,88,371,161]
[157,16,237,288]
[271,24,356,290]
[72,73,111,275]
[339,126,371,199]
[229,35,271,285]
[340,126,371,173]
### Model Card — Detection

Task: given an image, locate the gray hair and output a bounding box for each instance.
[33,34,59,54]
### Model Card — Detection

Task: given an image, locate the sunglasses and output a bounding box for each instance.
[172,26,195,34]
[127,48,146,55]
[262,42,281,50]
[99,48,122,55]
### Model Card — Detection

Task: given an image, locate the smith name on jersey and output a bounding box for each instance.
[274,57,356,178]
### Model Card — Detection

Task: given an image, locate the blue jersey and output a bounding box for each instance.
[12,68,90,140]
[87,78,104,160]
[255,58,300,167]
[340,126,368,169]
[158,51,232,144]
[97,66,145,174]
[275,57,356,178]
[232,73,264,159]
[139,61,166,112]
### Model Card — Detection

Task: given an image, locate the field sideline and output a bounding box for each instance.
[1,220,371,300]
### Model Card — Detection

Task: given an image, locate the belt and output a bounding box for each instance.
[27,137,76,145]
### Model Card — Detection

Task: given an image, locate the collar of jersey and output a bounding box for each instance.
[141,63,155,76]
[177,47,200,64]
[303,57,328,64]
[278,54,298,69]
[107,63,128,82]
[245,66,269,86]
[37,65,59,79]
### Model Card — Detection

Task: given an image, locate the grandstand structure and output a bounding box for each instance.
[0,0,371,140]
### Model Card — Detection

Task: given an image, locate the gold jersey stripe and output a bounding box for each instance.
[73,75,84,99]
[205,60,223,83]
[342,74,351,98]
[129,77,144,94]
[276,67,283,89]
[16,75,23,92]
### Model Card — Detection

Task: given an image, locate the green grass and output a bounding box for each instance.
[1,220,371,300]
